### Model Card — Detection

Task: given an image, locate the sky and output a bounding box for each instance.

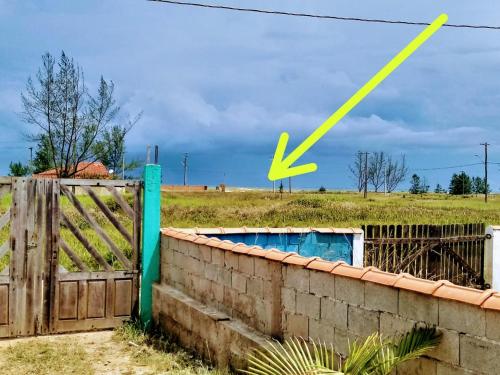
[1,0,500,190]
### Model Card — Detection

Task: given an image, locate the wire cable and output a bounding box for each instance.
[412,162,484,171]
[148,0,500,30]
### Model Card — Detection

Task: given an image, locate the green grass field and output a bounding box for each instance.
[162,191,500,228]
[2,189,499,272]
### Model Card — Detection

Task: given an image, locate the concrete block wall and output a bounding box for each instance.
[161,233,282,337]
[156,228,500,374]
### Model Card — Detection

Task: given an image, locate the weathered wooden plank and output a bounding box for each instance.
[48,179,61,333]
[60,179,139,187]
[0,284,8,325]
[58,281,78,320]
[87,280,106,318]
[82,186,133,246]
[0,177,12,185]
[114,279,132,317]
[57,271,135,281]
[131,183,142,317]
[60,213,112,272]
[61,185,131,270]
[9,178,28,336]
[77,281,87,320]
[105,186,135,219]
[42,180,53,334]
[50,315,130,333]
[60,239,89,272]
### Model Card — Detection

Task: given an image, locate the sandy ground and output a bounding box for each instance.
[0,331,151,375]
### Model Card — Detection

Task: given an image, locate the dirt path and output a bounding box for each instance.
[0,331,152,375]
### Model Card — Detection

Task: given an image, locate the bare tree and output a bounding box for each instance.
[348,152,365,192]
[368,152,385,192]
[385,154,408,192]
[21,51,122,178]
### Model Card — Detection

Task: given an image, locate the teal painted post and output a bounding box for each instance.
[140,164,162,326]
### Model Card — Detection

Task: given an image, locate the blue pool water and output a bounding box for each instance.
[207,232,353,264]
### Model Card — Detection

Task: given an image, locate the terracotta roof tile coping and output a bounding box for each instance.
[162,227,500,311]
[177,227,363,235]
[306,259,338,272]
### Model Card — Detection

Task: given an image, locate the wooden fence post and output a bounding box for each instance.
[140,164,161,326]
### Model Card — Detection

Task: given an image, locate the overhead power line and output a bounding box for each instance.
[412,162,484,171]
[148,0,500,30]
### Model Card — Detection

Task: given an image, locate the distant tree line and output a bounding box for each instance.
[349,151,408,193]
[409,171,489,195]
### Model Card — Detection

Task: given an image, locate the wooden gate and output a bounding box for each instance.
[362,223,486,289]
[0,177,142,338]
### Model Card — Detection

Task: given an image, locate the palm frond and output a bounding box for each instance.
[241,337,340,375]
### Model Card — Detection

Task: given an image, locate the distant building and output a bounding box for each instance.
[33,161,110,179]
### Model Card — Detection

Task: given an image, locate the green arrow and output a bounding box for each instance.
[268,13,448,181]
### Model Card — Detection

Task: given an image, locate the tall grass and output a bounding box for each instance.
[162,191,500,228]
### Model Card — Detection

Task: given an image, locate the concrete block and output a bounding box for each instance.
[199,244,212,263]
[211,281,224,303]
[347,305,380,338]
[427,328,460,366]
[399,290,438,324]
[284,313,308,338]
[397,358,437,375]
[188,243,201,260]
[379,312,415,337]
[178,239,191,254]
[238,255,255,276]
[232,272,247,293]
[173,250,188,268]
[310,270,335,297]
[436,363,476,375]
[365,282,398,314]
[335,276,364,306]
[439,300,485,336]
[486,310,500,341]
[309,318,334,343]
[320,297,348,330]
[296,292,321,320]
[254,300,273,335]
[224,251,239,269]
[460,333,500,374]
[223,286,237,310]
[185,256,203,275]
[247,277,264,299]
[204,263,219,282]
[334,328,357,357]
[282,287,296,314]
[217,268,232,287]
[254,258,272,281]
[233,293,255,320]
[211,248,225,266]
[283,265,310,293]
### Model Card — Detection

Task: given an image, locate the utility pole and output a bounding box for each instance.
[288,177,292,194]
[481,142,489,203]
[146,145,151,164]
[28,147,33,163]
[122,152,125,180]
[182,153,189,186]
[154,145,159,164]
[359,152,369,198]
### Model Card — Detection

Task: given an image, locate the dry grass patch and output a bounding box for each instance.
[114,321,229,375]
[0,338,92,375]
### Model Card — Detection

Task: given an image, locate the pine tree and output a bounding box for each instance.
[449,172,472,195]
